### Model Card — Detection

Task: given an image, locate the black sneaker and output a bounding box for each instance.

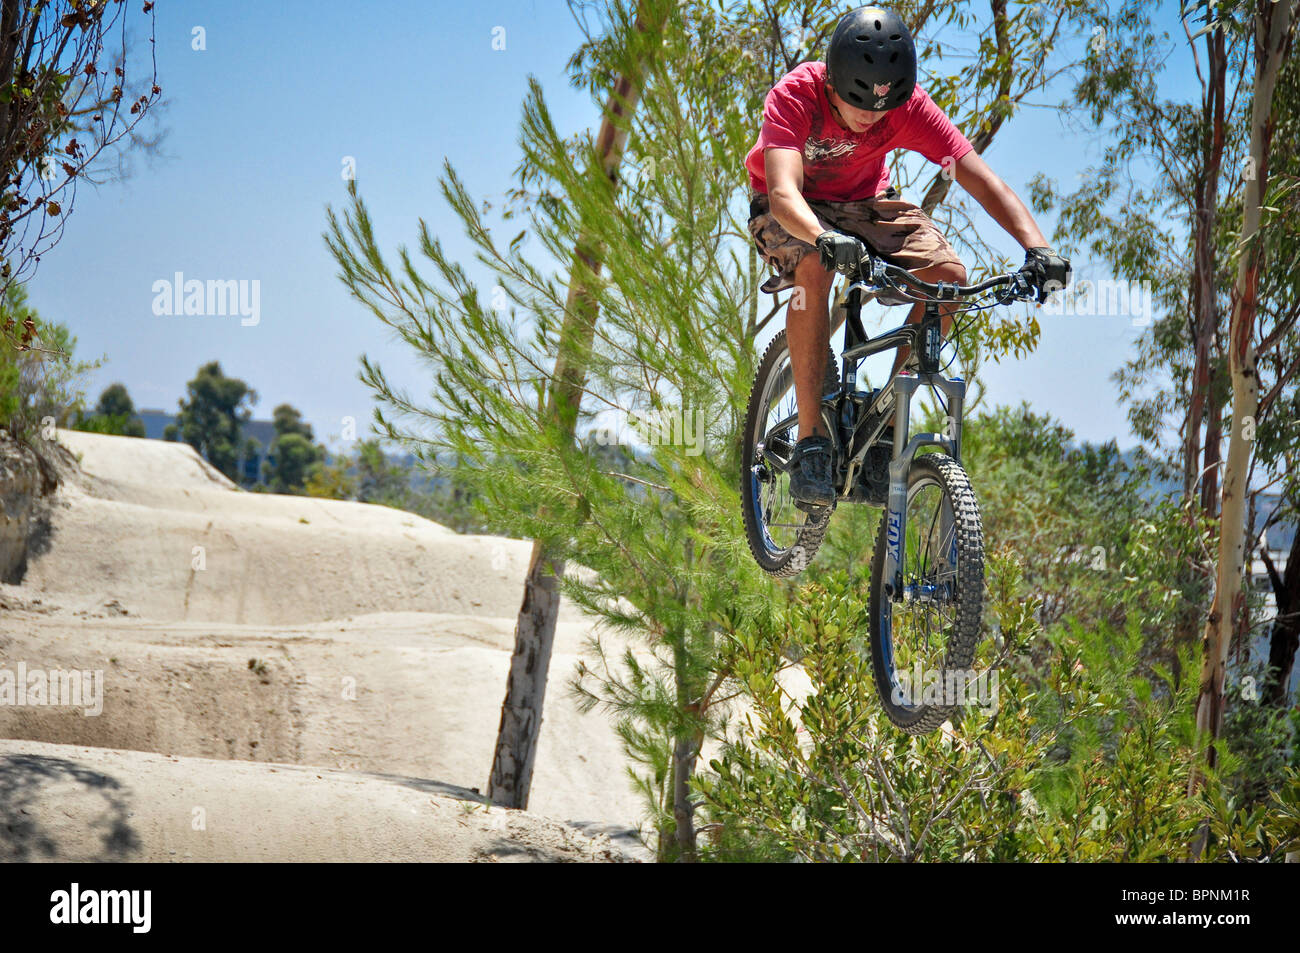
[788,435,835,510]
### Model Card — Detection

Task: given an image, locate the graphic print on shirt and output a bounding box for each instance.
[803,137,857,163]
[800,105,894,185]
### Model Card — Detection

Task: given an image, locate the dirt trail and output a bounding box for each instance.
[0,431,645,861]
[0,739,638,862]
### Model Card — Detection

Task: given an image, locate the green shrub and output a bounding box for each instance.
[0,284,99,449]
[697,550,1300,862]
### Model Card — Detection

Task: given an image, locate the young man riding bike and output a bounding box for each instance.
[745,5,1070,509]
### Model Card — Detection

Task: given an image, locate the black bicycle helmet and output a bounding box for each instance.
[825,6,916,111]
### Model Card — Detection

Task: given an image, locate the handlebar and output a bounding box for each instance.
[847,252,1035,305]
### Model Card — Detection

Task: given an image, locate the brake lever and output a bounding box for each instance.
[845,252,887,293]
[997,273,1034,304]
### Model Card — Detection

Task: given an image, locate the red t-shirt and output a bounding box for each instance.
[745,61,973,202]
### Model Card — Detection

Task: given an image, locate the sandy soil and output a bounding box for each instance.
[0,430,646,861]
[0,739,638,862]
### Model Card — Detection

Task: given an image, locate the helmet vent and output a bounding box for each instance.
[874,19,882,30]
[863,53,874,63]
[890,33,902,40]
[889,51,898,62]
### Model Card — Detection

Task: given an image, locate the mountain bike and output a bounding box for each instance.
[741,251,1036,733]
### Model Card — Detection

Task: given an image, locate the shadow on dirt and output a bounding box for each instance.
[0,754,140,861]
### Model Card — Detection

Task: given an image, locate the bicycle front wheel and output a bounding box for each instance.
[868,453,985,734]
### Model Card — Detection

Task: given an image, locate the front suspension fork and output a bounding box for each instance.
[880,370,966,603]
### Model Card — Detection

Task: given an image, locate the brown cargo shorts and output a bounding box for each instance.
[747,190,963,294]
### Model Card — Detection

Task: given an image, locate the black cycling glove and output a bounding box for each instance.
[816,230,867,276]
[1019,246,1072,302]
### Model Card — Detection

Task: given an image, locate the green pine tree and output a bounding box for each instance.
[262,403,324,493]
[172,361,257,482]
[74,382,147,437]
[326,0,790,858]
[0,282,100,448]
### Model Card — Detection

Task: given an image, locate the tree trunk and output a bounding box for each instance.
[486,0,669,810]
[670,729,700,862]
[0,1,24,152]
[1184,319,1208,500]
[1188,0,1295,820]
[1200,393,1223,519]
[487,542,565,807]
[657,758,676,860]
[1184,16,1227,506]
[657,627,701,863]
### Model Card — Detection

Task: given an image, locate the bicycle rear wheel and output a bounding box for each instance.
[741,330,839,577]
[868,453,985,733]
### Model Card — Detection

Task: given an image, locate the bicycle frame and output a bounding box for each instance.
[834,284,965,604]
[754,258,1024,601]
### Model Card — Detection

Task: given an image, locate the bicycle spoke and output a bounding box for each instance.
[893,477,963,678]
[749,349,811,555]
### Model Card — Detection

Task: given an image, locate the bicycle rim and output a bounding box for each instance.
[753,355,804,552]
[870,454,984,733]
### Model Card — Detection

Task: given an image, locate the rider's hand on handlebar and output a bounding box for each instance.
[1018,247,1072,302]
[816,230,867,276]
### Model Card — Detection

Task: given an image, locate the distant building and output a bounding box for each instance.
[135,409,175,441]
[137,409,277,485]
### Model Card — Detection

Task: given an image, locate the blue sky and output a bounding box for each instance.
[27,0,1200,452]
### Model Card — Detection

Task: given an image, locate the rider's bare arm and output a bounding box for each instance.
[764,148,827,246]
[770,147,1048,256]
[953,151,1048,250]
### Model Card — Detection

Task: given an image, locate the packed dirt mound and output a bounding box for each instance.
[1,430,645,857]
[0,608,638,826]
[35,429,599,624]
[0,739,640,862]
[56,428,238,495]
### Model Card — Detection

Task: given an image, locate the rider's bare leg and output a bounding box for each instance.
[890,260,967,376]
[787,252,836,441]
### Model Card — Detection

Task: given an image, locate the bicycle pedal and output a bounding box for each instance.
[844,485,887,506]
[793,499,832,518]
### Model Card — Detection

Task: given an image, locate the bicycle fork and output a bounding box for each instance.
[880,371,967,604]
